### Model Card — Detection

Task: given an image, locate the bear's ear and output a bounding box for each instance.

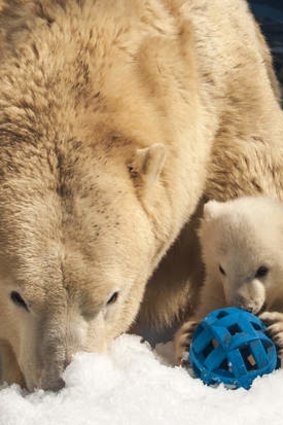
[129,143,166,185]
[203,200,223,221]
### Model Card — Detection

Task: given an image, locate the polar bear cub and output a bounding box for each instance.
[175,196,283,363]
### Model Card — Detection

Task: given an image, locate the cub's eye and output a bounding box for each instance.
[255,266,269,278]
[219,265,226,276]
[107,291,119,305]
[10,291,29,312]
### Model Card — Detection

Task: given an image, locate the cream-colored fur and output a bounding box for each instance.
[175,197,283,363]
[0,0,282,389]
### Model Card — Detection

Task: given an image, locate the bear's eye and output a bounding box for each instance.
[107,291,119,305]
[255,266,269,278]
[219,265,226,276]
[10,291,29,312]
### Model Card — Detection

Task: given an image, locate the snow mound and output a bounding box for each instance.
[0,334,282,425]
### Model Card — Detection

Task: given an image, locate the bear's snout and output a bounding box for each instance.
[41,375,65,392]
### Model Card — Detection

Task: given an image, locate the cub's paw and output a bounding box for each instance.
[174,320,198,366]
[260,311,283,363]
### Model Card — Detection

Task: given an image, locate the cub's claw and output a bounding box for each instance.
[260,311,283,364]
[174,320,198,366]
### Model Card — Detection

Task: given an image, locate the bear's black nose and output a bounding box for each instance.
[42,377,65,392]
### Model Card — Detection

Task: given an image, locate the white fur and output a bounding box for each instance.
[175,196,283,363]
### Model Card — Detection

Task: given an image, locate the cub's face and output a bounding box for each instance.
[200,198,283,315]
[0,140,170,391]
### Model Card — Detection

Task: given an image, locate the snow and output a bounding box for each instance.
[0,334,282,425]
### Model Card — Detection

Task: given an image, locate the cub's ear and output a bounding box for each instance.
[203,200,223,221]
[129,143,166,186]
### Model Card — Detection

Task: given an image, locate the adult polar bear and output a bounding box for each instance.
[0,0,282,390]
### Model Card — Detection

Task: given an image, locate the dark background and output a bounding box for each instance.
[249,0,283,85]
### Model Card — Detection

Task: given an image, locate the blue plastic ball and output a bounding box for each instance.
[189,307,279,389]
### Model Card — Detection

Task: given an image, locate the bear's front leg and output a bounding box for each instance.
[260,311,283,364]
[0,342,25,387]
